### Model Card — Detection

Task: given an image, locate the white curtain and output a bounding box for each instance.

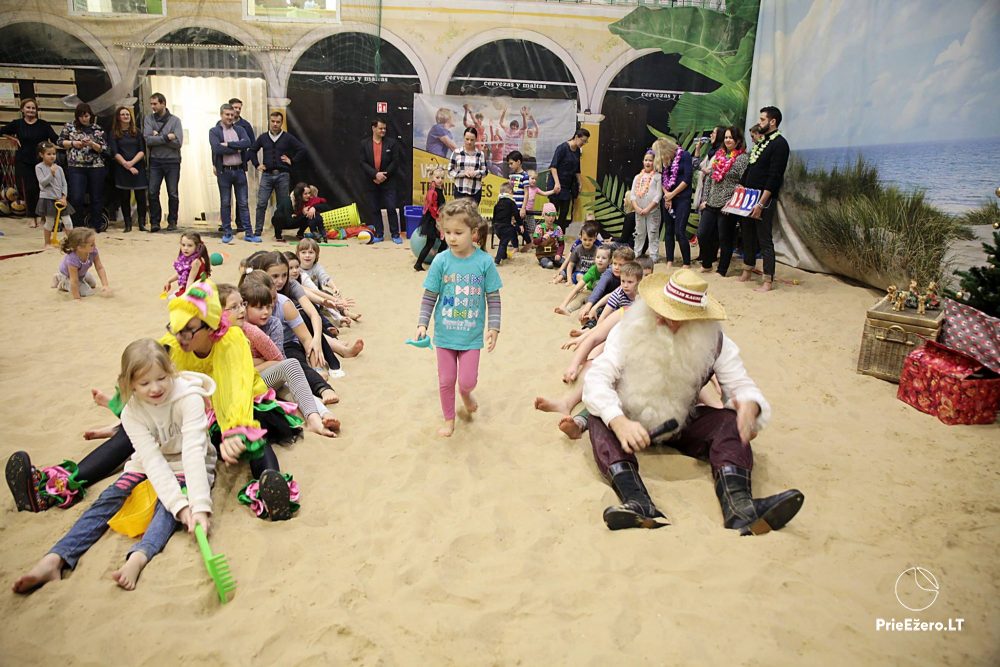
[147,76,267,227]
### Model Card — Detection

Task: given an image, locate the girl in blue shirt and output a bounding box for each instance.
[415,199,503,437]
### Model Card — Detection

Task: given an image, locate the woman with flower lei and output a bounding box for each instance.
[698,126,750,275]
[6,280,305,521]
[652,136,694,268]
[629,150,663,261]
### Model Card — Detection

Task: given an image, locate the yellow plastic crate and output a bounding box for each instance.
[321,203,361,231]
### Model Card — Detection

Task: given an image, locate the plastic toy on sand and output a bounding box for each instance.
[357,230,372,244]
[210,252,224,266]
[405,336,433,349]
[408,228,440,264]
[195,524,236,604]
[107,480,157,538]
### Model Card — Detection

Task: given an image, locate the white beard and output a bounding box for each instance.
[616,300,722,432]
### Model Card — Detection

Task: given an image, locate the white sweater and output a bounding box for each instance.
[120,371,217,517]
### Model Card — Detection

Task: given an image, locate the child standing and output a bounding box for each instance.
[532,202,565,269]
[631,149,663,262]
[506,150,530,248]
[492,182,522,265]
[522,169,553,245]
[12,339,216,594]
[415,199,502,437]
[414,167,447,271]
[35,141,74,248]
[52,227,110,300]
[164,232,211,296]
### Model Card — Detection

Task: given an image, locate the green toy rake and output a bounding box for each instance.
[195,524,236,603]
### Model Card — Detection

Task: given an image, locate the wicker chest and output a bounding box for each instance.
[857,297,944,382]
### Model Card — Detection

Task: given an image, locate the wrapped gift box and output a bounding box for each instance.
[897,340,1000,425]
[857,296,944,382]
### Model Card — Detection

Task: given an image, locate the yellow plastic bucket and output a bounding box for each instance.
[108,480,158,538]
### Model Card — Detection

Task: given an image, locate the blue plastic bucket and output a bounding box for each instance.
[404,205,423,238]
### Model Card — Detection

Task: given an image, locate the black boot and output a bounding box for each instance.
[602,461,669,530]
[714,465,803,536]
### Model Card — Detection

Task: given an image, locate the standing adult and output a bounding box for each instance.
[250,111,305,241]
[739,106,790,293]
[359,117,402,244]
[698,126,748,276]
[108,106,149,233]
[59,103,107,231]
[1,98,58,228]
[581,269,804,533]
[652,136,694,268]
[209,103,254,244]
[143,93,183,232]
[548,128,590,232]
[448,126,485,205]
[229,98,255,147]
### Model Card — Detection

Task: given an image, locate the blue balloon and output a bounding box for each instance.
[409,228,440,264]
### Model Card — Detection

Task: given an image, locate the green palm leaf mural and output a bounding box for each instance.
[581,175,627,237]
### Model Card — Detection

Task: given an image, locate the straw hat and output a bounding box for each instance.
[638,269,727,321]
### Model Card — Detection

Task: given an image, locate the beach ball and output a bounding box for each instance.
[210,252,224,266]
[357,230,372,244]
[409,228,440,264]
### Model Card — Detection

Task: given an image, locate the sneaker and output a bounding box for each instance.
[222,233,234,244]
[246,235,262,243]
[391,236,402,245]
[371,236,384,244]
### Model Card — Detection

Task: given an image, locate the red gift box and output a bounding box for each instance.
[897,340,1000,425]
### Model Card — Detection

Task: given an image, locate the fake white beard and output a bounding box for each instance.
[616,300,722,432]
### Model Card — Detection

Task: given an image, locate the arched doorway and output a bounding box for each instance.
[286,32,422,210]
[445,39,580,103]
[142,27,268,229]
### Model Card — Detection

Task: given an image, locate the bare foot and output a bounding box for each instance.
[91,388,111,408]
[326,325,340,337]
[700,267,713,273]
[754,281,774,293]
[569,328,585,338]
[738,269,752,283]
[321,389,339,405]
[554,306,570,315]
[534,396,571,414]
[84,423,119,440]
[13,554,63,594]
[350,313,362,322]
[681,264,691,269]
[342,339,364,358]
[111,551,149,591]
[459,391,478,415]
[665,262,673,270]
[562,366,580,384]
[305,413,338,438]
[438,420,455,437]
[558,415,585,440]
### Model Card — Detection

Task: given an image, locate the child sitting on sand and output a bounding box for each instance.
[532,203,564,269]
[597,261,642,324]
[52,227,111,300]
[163,232,211,297]
[576,246,635,324]
[415,198,502,437]
[555,245,610,315]
[296,239,360,324]
[12,339,215,594]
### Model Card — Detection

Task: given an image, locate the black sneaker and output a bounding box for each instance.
[258,469,293,521]
[6,451,39,512]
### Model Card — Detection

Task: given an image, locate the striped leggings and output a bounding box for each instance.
[260,358,325,418]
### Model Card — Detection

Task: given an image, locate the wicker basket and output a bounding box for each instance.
[857,296,943,382]
[321,203,360,231]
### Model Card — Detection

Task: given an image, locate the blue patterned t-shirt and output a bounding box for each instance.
[424,248,503,350]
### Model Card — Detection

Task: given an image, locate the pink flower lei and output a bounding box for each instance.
[711,148,745,183]
[663,149,683,191]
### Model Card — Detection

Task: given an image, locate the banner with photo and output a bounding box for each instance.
[412,94,577,217]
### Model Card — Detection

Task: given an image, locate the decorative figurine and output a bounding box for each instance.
[886,285,897,304]
[905,279,920,309]
[917,294,927,315]
[893,288,908,311]
[924,281,941,310]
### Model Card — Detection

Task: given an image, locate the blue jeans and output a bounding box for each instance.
[217,167,251,235]
[49,472,179,569]
[66,166,106,229]
[366,183,399,238]
[255,171,290,236]
[148,159,180,228]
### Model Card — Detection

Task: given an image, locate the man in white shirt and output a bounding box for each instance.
[582,269,803,534]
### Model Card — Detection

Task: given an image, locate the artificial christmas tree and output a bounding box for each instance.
[947,227,1000,318]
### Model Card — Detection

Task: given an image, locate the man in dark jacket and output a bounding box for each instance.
[740,105,790,292]
[250,111,306,241]
[360,117,402,244]
[209,103,255,244]
[143,93,184,232]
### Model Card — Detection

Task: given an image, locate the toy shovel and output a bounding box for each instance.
[194,524,236,604]
[405,336,433,349]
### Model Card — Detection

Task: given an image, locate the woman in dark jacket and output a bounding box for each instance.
[108,106,149,232]
[0,98,59,227]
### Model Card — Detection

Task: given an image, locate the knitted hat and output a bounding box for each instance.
[638,269,727,321]
[168,279,222,334]
[542,202,557,216]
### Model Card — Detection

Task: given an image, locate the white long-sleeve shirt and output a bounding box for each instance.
[35,162,68,200]
[583,325,771,432]
[120,371,217,517]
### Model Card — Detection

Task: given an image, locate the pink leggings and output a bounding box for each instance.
[436,347,481,420]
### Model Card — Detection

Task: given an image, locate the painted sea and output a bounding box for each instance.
[794,137,1000,214]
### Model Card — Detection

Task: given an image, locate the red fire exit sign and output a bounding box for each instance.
[376,102,388,114]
